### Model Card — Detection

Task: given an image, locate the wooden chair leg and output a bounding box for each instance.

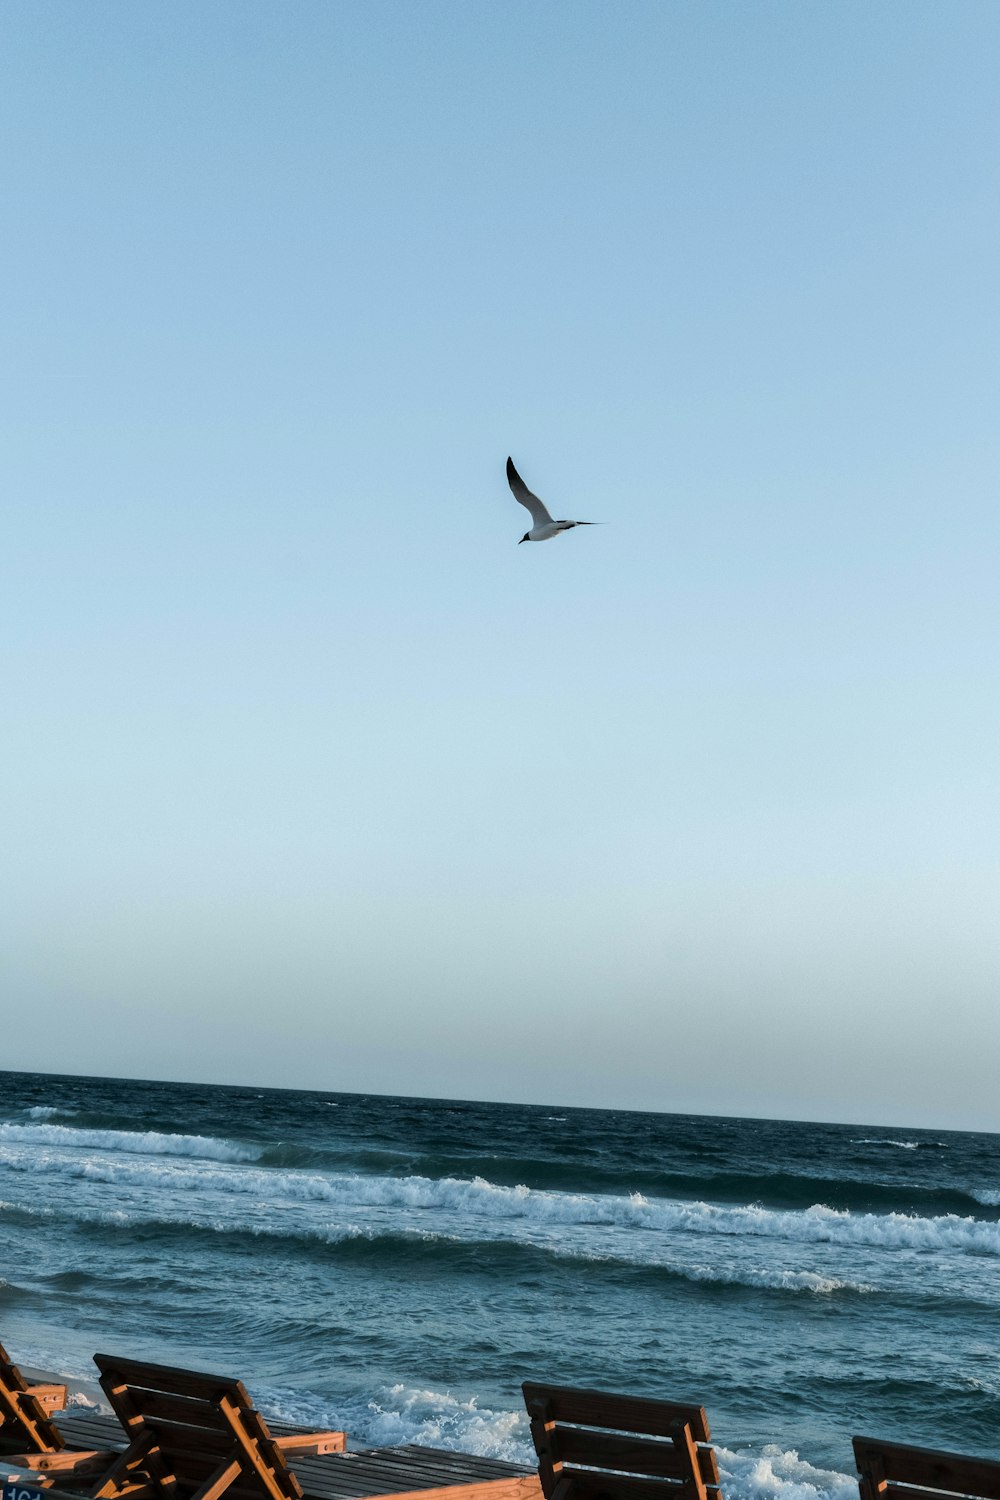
[92,1436,157,1500]
[188,1457,243,1500]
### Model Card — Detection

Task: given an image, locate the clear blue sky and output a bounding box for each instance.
[4,1,999,1129]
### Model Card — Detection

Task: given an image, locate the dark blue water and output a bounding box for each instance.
[1,1071,998,1500]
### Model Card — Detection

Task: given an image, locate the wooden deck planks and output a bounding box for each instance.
[55,1415,538,1500]
[295,1448,534,1488]
[29,1415,118,1454]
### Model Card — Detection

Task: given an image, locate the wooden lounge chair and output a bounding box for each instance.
[854,1436,1000,1500]
[5,1353,346,1500]
[522,1383,722,1500]
[0,1341,69,1455]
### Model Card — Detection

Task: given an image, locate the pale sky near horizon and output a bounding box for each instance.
[3,1,999,1132]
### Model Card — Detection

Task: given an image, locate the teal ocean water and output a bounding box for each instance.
[2,1071,998,1500]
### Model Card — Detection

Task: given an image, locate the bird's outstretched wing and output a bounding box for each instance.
[506,457,553,526]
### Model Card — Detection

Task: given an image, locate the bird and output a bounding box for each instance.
[506,457,597,543]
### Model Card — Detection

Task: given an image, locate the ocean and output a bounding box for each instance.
[1,1071,998,1500]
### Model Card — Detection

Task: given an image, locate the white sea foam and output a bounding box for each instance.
[256,1382,533,1462]
[972,1189,1000,1207]
[717,1445,856,1500]
[24,1106,65,1120]
[361,1385,529,1457]
[0,1123,256,1163]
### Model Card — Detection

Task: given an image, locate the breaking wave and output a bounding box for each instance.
[0,1123,256,1162]
[0,1117,986,1219]
[55,1211,871,1295]
[2,1145,997,1258]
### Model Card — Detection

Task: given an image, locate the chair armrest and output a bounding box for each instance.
[2,1450,117,1476]
[272,1431,347,1456]
[25,1384,69,1416]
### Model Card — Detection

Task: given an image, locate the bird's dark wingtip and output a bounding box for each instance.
[506,456,517,479]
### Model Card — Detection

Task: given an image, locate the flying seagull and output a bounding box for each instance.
[507,457,596,543]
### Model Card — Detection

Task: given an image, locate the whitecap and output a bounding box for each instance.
[0,1123,257,1163]
[664,1264,873,1295]
[851,1139,918,1149]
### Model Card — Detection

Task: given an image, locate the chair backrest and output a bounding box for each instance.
[93,1354,304,1500]
[0,1344,65,1455]
[522,1383,722,1500]
[854,1437,1000,1500]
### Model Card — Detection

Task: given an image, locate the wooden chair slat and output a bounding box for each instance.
[126,1392,231,1432]
[552,1473,703,1500]
[140,1421,241,1460]
[94,1358,249,1409]
[522,1388,711,1446]
[880,1485,953,1500]
[153,1446,246,1480]
[547,1429,692,1481]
